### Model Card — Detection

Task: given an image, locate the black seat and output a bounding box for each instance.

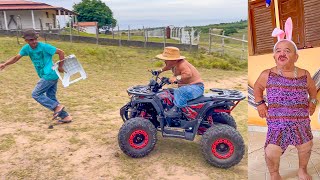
[187,95,212,105]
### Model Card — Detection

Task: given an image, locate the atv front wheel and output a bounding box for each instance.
[118,117,157,158]
[200,124,244,168]
[120,103,137,122]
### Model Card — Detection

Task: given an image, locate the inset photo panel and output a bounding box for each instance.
[248,0,320,179]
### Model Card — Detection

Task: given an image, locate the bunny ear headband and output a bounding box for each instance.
[272,17,298,54]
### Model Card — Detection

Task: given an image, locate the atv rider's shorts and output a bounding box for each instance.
[173,83,204,108]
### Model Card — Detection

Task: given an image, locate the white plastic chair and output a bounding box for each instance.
[52,54,87,87]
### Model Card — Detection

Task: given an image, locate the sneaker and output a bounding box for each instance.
[164,106,182,118]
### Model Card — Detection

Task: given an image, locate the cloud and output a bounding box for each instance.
[105,0,247,20]
[32,0,247,28]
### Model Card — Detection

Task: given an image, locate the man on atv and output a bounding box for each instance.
[155,46,204,119]
[0,30,72,123]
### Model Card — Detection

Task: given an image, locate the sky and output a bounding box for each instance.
[32,0,247,29]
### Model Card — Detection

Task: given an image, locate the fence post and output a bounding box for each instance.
[209,28,212,53]
[39,18,47,43]
[143,26,146,48]
[179,28,182,44]
[146,28,149,42]
[118,25,121,46]
[69,16,73,43]
[75,16,80,35]
[221,31,225,56]
[16,15,22,45]
[15,19,19,45]
[112,27,114,39]
[128,25,130,41]
[96,23,99,45]
[163,27,166,48]
[189,29,192,51]
[57,19,60,35]
[241,34,245,60]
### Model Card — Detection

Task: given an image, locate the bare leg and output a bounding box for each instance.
[296,140,313,180]
[54,104,64,113]
[265,144,283,180]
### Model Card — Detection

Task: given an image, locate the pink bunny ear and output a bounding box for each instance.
[284,17,293,40]
[272,28,285,41]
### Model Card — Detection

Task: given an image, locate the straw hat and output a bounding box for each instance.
[156,46,185,61]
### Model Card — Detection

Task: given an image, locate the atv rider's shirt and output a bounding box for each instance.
[172,59,203,87]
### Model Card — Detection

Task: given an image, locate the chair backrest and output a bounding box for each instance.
[52,54,87,87]
[63,55,82,75]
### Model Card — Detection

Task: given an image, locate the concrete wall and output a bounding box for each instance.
[0,10,56,30]
[0,30,198,51]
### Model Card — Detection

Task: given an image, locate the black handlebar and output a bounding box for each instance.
[147,70,179,92]
[161,77,171,85]
[151,70,161,76]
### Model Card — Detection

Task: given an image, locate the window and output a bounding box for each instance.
[46,12,49,18]
[249,0,276,54]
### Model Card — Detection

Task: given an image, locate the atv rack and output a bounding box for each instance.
[127,85,155,96]
[208,88,246,101]
[208,88,246,113]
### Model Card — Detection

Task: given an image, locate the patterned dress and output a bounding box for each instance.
[265,71,313,152]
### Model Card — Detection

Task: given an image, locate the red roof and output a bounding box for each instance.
[0,0,77,15]
[74,22,98,27]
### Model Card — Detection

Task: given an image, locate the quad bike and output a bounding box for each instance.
[118,71,246,168]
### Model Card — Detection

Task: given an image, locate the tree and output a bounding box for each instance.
[73,0,117,28]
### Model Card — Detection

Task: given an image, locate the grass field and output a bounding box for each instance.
[0,36,248,179]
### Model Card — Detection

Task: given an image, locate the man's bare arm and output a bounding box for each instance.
[0,55,22,70]
[254,69,270,118]
[254,69,269,102]
[306,70,317,100]
[55,49,65,72]
[161,64,173,72]
[179,63,192,80]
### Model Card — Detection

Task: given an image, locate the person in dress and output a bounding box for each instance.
[254,18,317,180]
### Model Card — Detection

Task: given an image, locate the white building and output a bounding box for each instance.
[74,22,98,34]
[0,0,77,30]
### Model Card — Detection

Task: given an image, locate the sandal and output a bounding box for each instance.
[52,107,65,120]
[57,119,72,124]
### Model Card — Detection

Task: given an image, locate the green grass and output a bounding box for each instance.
[0,36,247,179]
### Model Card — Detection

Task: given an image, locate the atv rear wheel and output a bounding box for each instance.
[118,117,157,158]
[212,112,237,129]
[200,124,244,168]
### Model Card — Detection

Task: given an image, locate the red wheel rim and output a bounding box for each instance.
[211,138,234,159]
[129,130,149,149]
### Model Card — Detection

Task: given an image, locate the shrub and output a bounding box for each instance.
[154,61,163,67]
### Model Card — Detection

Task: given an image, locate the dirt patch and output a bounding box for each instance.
[205,75,247,95]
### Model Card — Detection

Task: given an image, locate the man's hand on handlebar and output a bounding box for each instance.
[151,69,162,76]
[169,76,178,84]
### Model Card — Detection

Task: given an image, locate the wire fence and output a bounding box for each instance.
[207,28,248,60]
[7,17,248,57]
